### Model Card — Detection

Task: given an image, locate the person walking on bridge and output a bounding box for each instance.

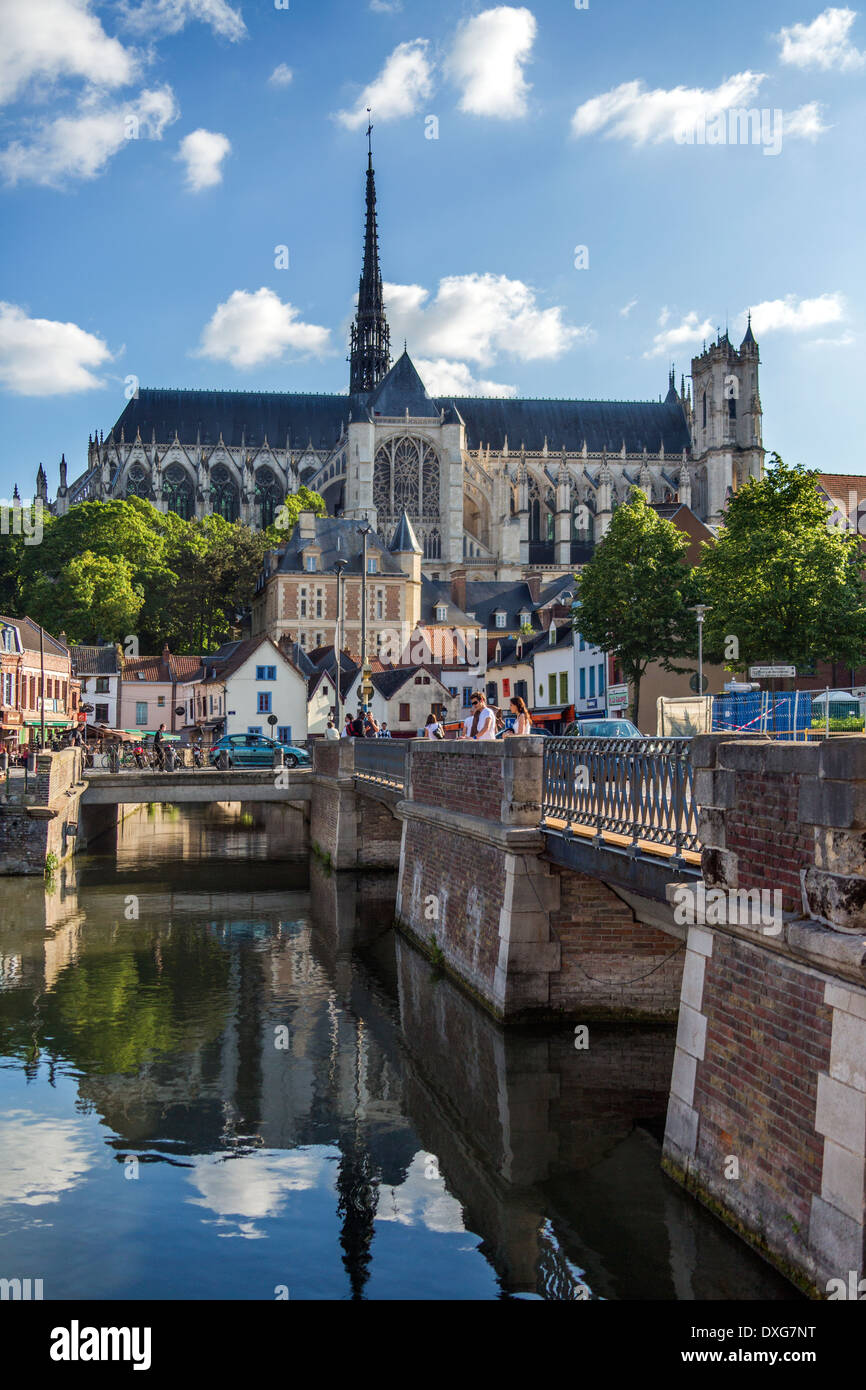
[153,723,166,770]
[462,691,496,741]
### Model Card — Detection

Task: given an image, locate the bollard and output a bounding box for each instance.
[217,749,230,772]
[273,749,285,771]
[0,750,8,775]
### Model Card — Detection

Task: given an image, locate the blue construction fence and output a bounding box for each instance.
[712,688,865,739]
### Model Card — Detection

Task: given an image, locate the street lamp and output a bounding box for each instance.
[692,604,710,696]
[334,558,348,733]
[358,520,372,712]
[557,589,576,721]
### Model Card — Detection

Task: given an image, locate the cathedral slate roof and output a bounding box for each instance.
[111,389,355,452]
[107,381,691,459]
[433,397,692,455]
[368,352,440,419]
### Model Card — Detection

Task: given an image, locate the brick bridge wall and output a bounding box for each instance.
[0,748,87,875]
[395,738,683,1023]
[665,736,866,1296]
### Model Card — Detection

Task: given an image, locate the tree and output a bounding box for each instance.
[575,489,697,726]
[273,485,327,536]
[698,456,866,675]
[26,552,145,644]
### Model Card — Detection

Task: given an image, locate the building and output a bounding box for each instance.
[71,644,122,730]
[343,665,457,736]
[252,510,422,660]
[42,141,764,580]
[0,616,79,747]
[183,636,310,744]
[119,644,203,734]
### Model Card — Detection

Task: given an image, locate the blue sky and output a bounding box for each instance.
[1,0,864,500]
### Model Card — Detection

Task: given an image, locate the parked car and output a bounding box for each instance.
[208,733,310,769]
[564,718,642,738]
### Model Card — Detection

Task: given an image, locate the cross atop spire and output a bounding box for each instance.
[349,115,391,394]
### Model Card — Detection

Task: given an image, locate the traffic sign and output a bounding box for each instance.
[607,683,629,711]
[749,665,796,679]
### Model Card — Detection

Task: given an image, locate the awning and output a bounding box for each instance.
[531,705,574,723]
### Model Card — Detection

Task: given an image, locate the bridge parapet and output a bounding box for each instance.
[665,735,866,1295]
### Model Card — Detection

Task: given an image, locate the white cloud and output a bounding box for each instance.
[0,84,178,187]
[643,310,714,358]
[384,273,585,366]
[195,287,331,369]
[619,298,638,318]
[336,39,433,129]
[177,127,231,190]
[805,331,856,347]
[0,302,112,395]
[370,0,403,10]
[748,293,846,334]
[414,358,518,396]
[0,0,137,107]
[446,6,536,119]
[268,63,294,87]
[783,101,831,139]
[119,0,246,42]
[777,6,865,70]
[571,71,766,144]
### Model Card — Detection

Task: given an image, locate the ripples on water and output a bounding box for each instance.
[0,805,797,1300]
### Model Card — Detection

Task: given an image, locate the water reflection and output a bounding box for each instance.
[0,807,797,1300]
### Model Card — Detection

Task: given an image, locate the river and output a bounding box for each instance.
[0,805,797,1300]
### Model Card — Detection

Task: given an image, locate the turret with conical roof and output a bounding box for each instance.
[388,508,422,623]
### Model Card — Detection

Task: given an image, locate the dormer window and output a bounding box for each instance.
[305,555,317,572]
[519,610,530,627]
[549,626,557,645]
[367,558,377,574]
[495,643,502,663]
[515,640,523,659]
[435,604,447,623]
[494,611,507,629]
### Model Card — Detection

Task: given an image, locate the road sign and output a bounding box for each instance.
[607,683,629,711]
[689,673,709,694]
[749,665,796,679]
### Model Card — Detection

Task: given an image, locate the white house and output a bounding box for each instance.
[71,644,122,731]
[344,664,458,735]
[185,636,310,744]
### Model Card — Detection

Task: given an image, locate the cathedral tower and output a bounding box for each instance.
[348,119,391,395]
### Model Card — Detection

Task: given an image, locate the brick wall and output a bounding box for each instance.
[409,743,504,818]
[549,869,683,1019]
[693,933,832,1238]
[721,768,814,911]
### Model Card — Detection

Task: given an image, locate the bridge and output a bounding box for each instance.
[80,766,312,806]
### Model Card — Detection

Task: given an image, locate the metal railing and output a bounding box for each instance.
[541,736,700,856]
[353,739,408,794]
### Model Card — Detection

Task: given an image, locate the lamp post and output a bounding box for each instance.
[692,604,709,696]
[334,558,348,734]
[558,589,576,725]
[358,520,372,712]
[39,622,45,750]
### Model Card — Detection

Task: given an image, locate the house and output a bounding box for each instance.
[184,636,311,744]
[529,623,578,731]
[119,644,203,734]
[343,664,458,736]
[71,644,122,731]
[0,616,79,748]
[485,635,533,711]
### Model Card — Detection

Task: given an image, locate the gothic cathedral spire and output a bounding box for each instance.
[348,113,391,394]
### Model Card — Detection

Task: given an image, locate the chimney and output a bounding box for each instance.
[451,571,467,613]
[526,574,541,602]
[277,633,295,659]
[298,510,317,541]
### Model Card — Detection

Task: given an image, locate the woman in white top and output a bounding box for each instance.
[504,695,533,736]
[424,713,443,739]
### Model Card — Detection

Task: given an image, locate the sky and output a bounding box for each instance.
[1,0,864,501]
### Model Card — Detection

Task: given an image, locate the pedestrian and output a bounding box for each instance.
[462,690,496,741]
[364,713,379,737]
[324,717,340,741]
[342,714,353,738]
[503,695,532,736]
[424,712,445,740]
[378,721,392,739]
[350,711,365,738]
[153,722,166,770]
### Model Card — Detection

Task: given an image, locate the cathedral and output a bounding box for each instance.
[46,140,765,582]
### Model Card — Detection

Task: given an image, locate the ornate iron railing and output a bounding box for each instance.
[353,739,408,794]
[541,736,700,856]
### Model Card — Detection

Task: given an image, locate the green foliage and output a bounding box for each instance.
[9,496,279,654]
[698,456,866,673]
[575,489,698,725]
[274,486,327,536]
[810,715,865,732]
